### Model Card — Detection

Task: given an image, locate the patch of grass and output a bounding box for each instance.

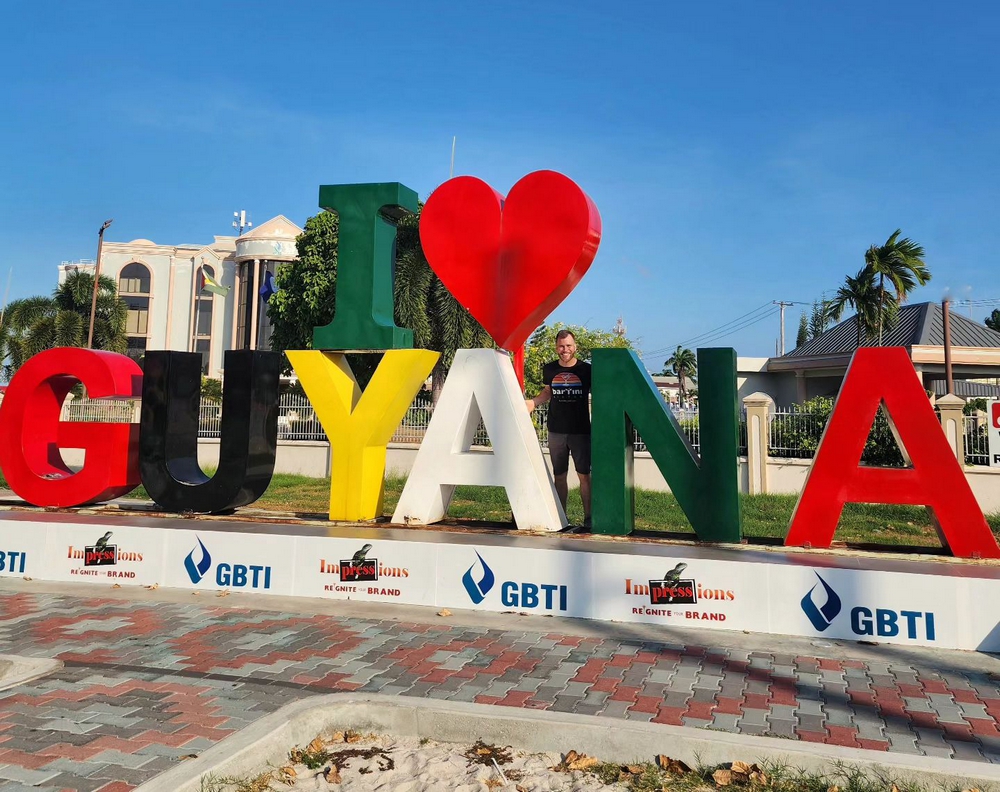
[198,770,276,792]
[576,756,937,792]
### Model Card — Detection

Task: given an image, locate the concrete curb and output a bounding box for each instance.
[0,654,61,692]
[135,693,1000,792]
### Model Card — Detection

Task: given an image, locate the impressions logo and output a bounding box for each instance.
[801,573,842,632]
[184,537,213,584]
[648,562,697,605]
[84,531,117,567]
[462,551,495,604]
[340,543,379,582]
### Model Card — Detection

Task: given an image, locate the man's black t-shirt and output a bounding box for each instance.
[543,360,592,435]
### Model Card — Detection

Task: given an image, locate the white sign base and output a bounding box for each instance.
[2,511,999,653]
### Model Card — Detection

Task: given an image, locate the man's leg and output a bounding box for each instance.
[568,433,593,527]
[548,432,570,511]
[578,473,591,523]
[554,474,569,510]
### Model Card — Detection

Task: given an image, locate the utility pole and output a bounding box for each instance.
[87,219,114,349]
[613,315,627,338]
[449,136,457,179]
[943,297,954,395]
[773,300,794,355]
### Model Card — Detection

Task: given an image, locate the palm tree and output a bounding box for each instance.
[865,229,929,345]
[0,271,127,377]
[826,267,883,347]
[664,346,697,408]
[393,208,493,402]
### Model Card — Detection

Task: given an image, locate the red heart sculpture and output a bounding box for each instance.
[419,170,602,351]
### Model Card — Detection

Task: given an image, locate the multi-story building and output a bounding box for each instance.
[58,216,303,378]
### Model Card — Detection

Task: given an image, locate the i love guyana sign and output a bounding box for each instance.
[1,174,995,559]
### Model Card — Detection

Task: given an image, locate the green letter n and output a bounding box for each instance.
[591,348,742,541]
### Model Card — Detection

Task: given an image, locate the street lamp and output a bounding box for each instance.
[87,219,114,349]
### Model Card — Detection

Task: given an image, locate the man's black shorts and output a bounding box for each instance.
[548,432,592,476]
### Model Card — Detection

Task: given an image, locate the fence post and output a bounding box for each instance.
[743,392,773,495]
[936,393,964,462]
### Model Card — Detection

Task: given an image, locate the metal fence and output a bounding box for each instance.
[769,404,912,463]
[965,415,990,466]
[768,405,828,459]
[60,394,732,453]
[768,405,988,467]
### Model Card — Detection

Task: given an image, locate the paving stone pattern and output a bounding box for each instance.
[0,592,999,790]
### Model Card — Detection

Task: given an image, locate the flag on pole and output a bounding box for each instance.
[200,270,230,297]
[259,270,278,302]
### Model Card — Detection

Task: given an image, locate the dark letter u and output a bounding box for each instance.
[139,350,280,513]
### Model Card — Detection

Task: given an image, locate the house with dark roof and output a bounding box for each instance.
[765,302,1000,405]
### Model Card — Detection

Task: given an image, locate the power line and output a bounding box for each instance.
[677,301,773,346]
[640,307,780,360]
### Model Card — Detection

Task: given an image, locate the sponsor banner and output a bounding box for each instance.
[590,554,760,630]
[436,543,591,617]
[948,577,1000,652]
[3,515,999,653]
[44,522,166,586]
[293,536,436,604]
[163,529,296,596]
[768,565,958,649]
[0,521,48,579]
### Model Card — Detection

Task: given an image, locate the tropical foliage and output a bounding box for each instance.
[795,312,808,348]
[662,345,697,407]
[523,323,633,397]
[827,267,883,345]
[0,271,127,378]
[393,209,494,398]
[826,229,929,346]
[865,229,929,343]
[267,206,492,395]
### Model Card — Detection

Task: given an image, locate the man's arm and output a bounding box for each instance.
[525,385,552,413]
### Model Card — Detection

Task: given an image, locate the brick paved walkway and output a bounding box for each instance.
[0,589,999,790]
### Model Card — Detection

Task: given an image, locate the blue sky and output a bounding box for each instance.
[2,1,999,366]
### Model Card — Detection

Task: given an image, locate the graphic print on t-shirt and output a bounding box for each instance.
[551,371,585,398]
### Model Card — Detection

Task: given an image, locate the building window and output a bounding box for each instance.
[194,264,215,374]
[127,336,147,362]
[118,263,151,359]
[236,261,251,350]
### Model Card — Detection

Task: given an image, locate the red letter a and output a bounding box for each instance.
[785,347,999,558]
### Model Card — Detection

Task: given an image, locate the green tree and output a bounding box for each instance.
[0,271,127,377]
[663,345,697,408]
[865,229,930,344]
[267,211,341,356]
[267,206,492,396]
[795,312,809,348]
[523,323,633,397]
[985,309,1000,333]
[393,210,493,400]
[827,267,882,346]
[809,298,830,340]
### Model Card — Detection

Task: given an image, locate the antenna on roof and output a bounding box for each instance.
[233,210,252,235]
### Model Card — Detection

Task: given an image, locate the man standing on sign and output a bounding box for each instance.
[526,329,592,528]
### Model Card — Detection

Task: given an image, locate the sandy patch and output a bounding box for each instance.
[270,732,622,791]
